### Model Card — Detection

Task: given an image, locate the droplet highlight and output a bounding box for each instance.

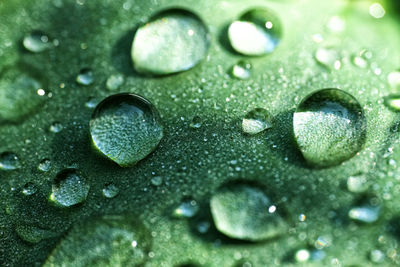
[242,108,273,135]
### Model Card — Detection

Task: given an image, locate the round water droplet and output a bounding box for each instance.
[102,183,119,198]
[132,8,209,75]
[293,89,366,168]
[49,122,63,133]
[0,66,45,123]
[242,108,273,135]
[210,183,287,241]
[228,8,282,56]
[387,70,400,91]
[369,3,385,19]
[76,68,94,85]
[23,31,51,53]
[314,47,341,70]
[50,168,90,207]
[106,74,124,91]
[90,93,163,167]
[384,94,400,111]
[189,115,202,129]
[38,158,51,172]
[0,152,21,171]
[231,60,252,79]
[151,176,163,186]
[351,49,371,69]
[22,182,37,196]
[173,198,199,218]
[45,215,151,266]
[295,249,310,262]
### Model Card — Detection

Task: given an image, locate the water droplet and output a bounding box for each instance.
[0,66,45,123]
[369,3,385,19]
[15,224,57,244]
[348,205,380,223]
[22,182,37,196]
[49,121,63,133]
[210,183,287,241]
[231,60,252,79]
[388,70,400,91]
[76,68,94,85]
[102,183,119,198]
[295,249,310,262]
[347,174,368,193]
[326,16,345,33]
[50,168,90,207]
[45,215,151,266]
[23,31,51,53]
[106,74,124,91]
[314,47,341,70]
[384,94,400,111]
[189,115,203,129]
[293,89,366,168]
[132,8,209,75]
[370,249,385,263]
[90,93,163,167]
[38,158,51,172]
[85,97,100,109]
[173,198,199,218]
[351,49,371,69]
[151,176,163,186]
[228,8,282,56]
[299,214,306,222]
[0,152,21,171]
[242,108,273,135]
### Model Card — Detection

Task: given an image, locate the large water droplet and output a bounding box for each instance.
[0,152,21,171]
[23,31,51,53]
[76,68,94,85]
[231,60,252,79]
[50,168,90,207]
[132,8,209,75]
[210,183,287,241]
[90,93,163,167]
[228,8,282,56]
[242,108,273,135]
[293,89,366,168]
[44,215,151,266]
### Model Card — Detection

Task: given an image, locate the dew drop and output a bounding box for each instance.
[23,31,51,53]
[151,176,163,186]
[76,68,94,85]
[50,168,90,207]
[228,8,282,56]
[22,182,37,196]
[44,215,151,266]
[231,60,252,80]
[348,205,380,223]
[102,183,119,198]
[384,94,400,111]
[293,89,366,168]
[347,174,368,193]
[189,115,202,129]
[173,198,199,218]
[387,70,400,91]
[132,8,209,75]
[85,97,100,109]
[106,74,124,91]
[370,249,385,263]
[49,121,63,133]
[210,183,287,241]
[242,108,273,135]
[90,93,163,167]
[15,224,57,244]
[314,47,341,70]
[351,49,371,69]
[0,152,21,171]
[369,3,385,19]
[38,158,52,172]
[295,249,310,262]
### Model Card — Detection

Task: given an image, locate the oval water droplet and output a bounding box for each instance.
[0,152,21,171]
[384,94,400,111]
[189,115,202,129]
[49,121,63,133]
[16,224,57,244]
[293,89,366,168]
[102,182,119,198]
[132,8,209,75]
[348,205,380,223]
[50,168,90,207]
[90,93,163,167]
[210,183,287,241]
[228,8,282,56]
[22,182,37,196]
[351,49,371,69]
[231,60,252,79]
[76,68,94,85]
[314,47,341,70]
[106,74,124,91]
[38,158,51,172]
[242,108,273,135]
[151,176,163,186]
[173,198,199,218]
[23,31,51,53]
[45,215,152,266]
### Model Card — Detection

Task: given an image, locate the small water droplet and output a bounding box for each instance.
[106,74,124,91]
[76,68,94,85]
[314,47,341,70]
[173,198,199,218]
[0,152,21,171]
[370,249,385,263]
[295,249,310,262]
[231,60,252,79]
[299,214,306,222]
[293,89,366,168]
[102,183,119,198]
[23,31,51,53]
[348,205,380,223]
[49,122,63,133]
[210,183,287,241]
[347,174,368,193]
[45,215,151,266]
[22,182,37,196]
[90,93,163,167]
[384,94,400,111]
[15,224,57,244]
[242,108,273,135]
[151,176,163,186]
[50,168,90,207]
[85,97,100,109]
[228,8,282,56]
[369,3,385,19]
[387,70,400,91]
[351,49,371,69]
[38,158,51,172]
[132,8,209,75]
[189,115,203,129]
